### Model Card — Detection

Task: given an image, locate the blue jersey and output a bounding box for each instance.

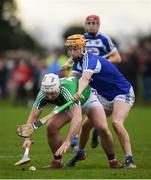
[72,52,131,101]
[84,33,117,56]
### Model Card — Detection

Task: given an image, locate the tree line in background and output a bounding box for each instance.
[0,0,151,55]
[0,0,46,54]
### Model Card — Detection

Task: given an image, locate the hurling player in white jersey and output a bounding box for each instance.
[65,34,136,169]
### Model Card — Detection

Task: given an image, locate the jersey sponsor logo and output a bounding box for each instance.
[95,40,100,45]
[86,39,104,47]
[86,47,100,55]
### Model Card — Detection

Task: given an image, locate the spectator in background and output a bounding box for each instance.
[39,59,48,85]
[30,56,41,98]
[118,44,139,99]
[12,58,32,106]
[139,41,151,104]
[47,51,61,75]
[46,49,68,78]
[0,56,8,99]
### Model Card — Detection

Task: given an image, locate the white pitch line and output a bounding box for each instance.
[0,154,40,159]
[0,155,21,159]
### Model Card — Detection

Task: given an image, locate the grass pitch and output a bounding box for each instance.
[0,103,151,179]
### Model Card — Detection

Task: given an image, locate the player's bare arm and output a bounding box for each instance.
[22,108,42,149]
[69,72,81,78]
[72,71,92,102]
[61,57,73,71]
[55,105,82,156]
[26,108,42,124]
[108,50,121,64]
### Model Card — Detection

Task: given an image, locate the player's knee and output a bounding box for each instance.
[96,124,109,133]
[112,119,123,130]
[97,126,111,139]
[82,121,92,132]
[47,121,58,135]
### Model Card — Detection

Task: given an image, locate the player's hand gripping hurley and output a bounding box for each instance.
[17,100,74,138]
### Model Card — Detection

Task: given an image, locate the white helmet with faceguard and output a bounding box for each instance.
[41,73,60,94]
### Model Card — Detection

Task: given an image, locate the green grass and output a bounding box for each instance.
[0,104,151,179]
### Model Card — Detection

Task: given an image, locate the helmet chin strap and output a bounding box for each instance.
[81,47,85,55]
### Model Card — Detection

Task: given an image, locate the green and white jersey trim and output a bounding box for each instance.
[61,86,80,108]
[32,77,89,110]
[33,91,46,109]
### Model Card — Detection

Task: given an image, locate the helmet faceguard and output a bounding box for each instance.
[41,73,60,94]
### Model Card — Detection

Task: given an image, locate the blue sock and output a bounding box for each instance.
[76,149,85,157]
[71,136,78,146]
[125,155,134,164]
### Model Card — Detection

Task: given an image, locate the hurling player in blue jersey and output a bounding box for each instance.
[62,15,121,150]
[84,15,121,62]
[65,34,136,168]
[62,15,121,68]
[84,14,121,148]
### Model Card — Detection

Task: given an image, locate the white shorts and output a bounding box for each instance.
[65,90,102,118]
[96,86,135,111]
[82,90,103,114]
